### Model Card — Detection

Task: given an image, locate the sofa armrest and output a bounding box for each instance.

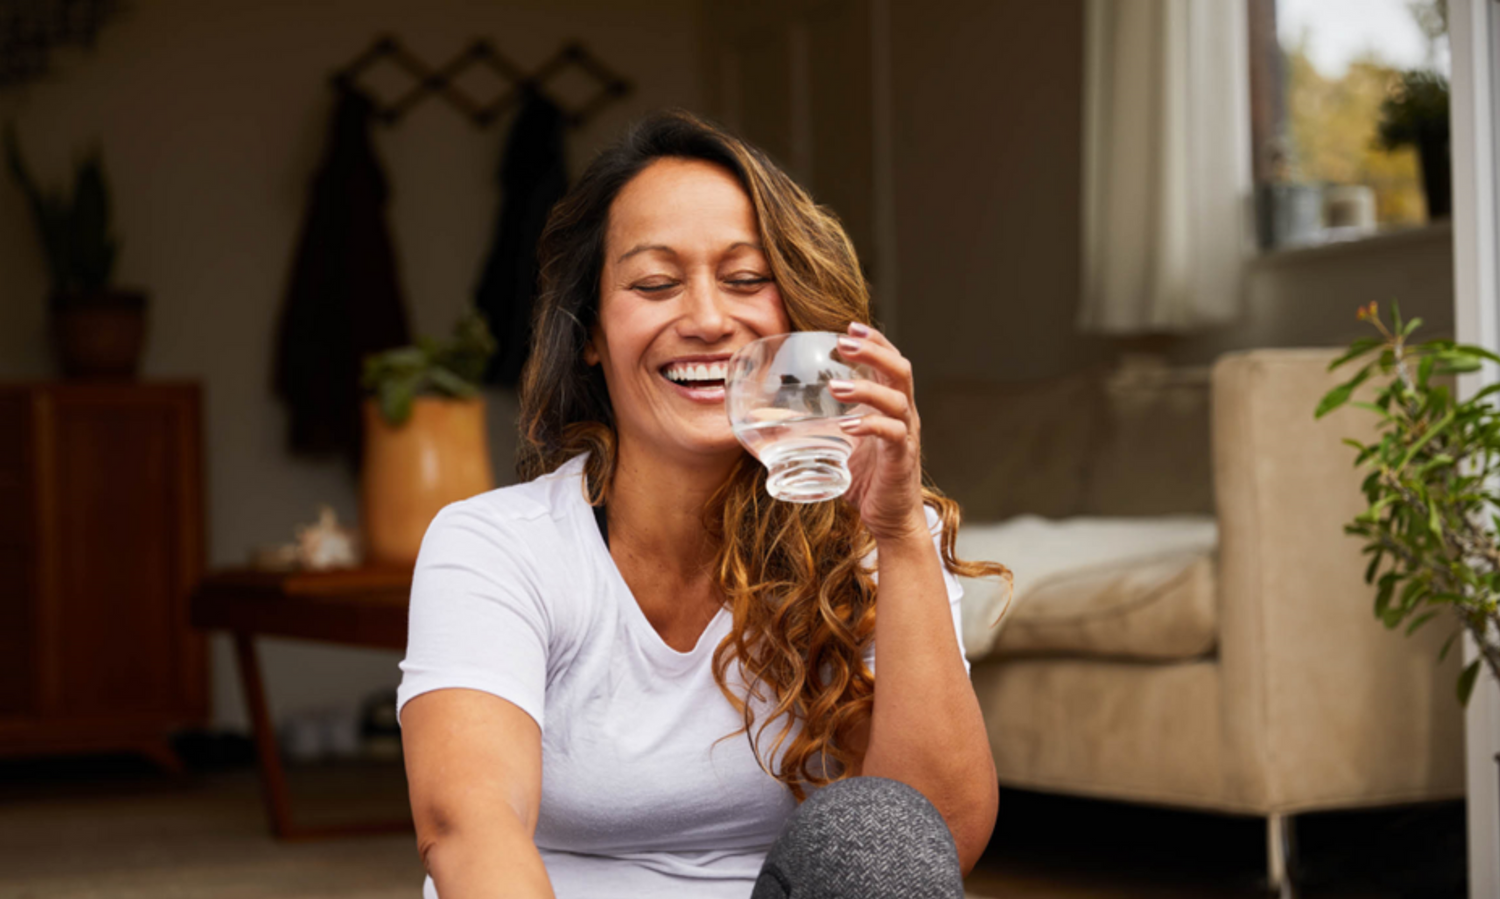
[1211,348,1463,812]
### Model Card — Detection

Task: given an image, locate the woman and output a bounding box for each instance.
[398,110,1008,899]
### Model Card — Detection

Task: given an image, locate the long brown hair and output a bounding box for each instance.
[518,109,1010,800]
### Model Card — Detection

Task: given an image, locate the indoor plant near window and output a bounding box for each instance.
[1376,70,1451,220]
[1318,302,1500,705]
[360,309,497,566]
[4,124,147,379]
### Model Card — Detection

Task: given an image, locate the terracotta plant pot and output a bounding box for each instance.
[360,396,496,567]
[51,289,148,379]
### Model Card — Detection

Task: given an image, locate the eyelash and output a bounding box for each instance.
[633,277,772,294]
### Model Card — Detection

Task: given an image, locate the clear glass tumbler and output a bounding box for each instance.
[725,331,871,503]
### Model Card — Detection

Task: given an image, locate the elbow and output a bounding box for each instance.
[415,805,459,876]
[952,764,999,876]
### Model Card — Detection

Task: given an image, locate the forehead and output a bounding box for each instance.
[606,158,759,252]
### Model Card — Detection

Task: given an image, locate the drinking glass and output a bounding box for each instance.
[725,331,872,503]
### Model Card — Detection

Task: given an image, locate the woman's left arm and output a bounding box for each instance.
[829,322,998,874]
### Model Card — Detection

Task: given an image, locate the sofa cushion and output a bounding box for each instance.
[957,515,1218,662]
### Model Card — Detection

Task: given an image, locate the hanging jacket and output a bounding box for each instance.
[475,88,568,385]
[273,87,411,462]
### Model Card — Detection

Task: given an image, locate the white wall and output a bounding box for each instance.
[0,0,703,731]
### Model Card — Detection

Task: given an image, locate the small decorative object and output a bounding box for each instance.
[360,309,497,566]
[1318,302,1500,706]
[295,505,360,570]
[250,505,360,571]
[4,123,147,378]
[1376,70,1451,220]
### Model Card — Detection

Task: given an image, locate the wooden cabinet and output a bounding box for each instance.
[0,383,207,767]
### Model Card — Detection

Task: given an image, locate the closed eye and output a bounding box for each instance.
[725,277,772,289]
[634,281,679,294]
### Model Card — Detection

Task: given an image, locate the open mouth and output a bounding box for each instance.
[661,360,728,392]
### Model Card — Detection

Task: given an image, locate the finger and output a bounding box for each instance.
[839,413,911,449]
[828,378,911,423]
[836,334,914,394]
[846,321,898,353]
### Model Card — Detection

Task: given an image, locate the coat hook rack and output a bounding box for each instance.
[329,35,633,129]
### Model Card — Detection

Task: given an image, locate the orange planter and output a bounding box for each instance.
[361,396,495,567]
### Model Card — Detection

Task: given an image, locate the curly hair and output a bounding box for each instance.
[517,109,1011,800]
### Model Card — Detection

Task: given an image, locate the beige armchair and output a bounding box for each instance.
[942,349,1463,892]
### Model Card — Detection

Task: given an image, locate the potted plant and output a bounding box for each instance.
[1317,302,1500,705]
[359,309,498,566]
[1376,70,1451,220]
[4,124,147,379]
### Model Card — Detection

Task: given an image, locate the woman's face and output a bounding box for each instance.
[588,157,790,466]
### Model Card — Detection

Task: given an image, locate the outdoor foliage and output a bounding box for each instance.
[1319,303,1500,705]
[3,123,119,296]
[361,309,497,427]
[1282,47,1425,225]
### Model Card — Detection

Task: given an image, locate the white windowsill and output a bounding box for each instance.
[1251,220,1454,269]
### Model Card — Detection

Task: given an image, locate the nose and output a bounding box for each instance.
[677,276,735,343]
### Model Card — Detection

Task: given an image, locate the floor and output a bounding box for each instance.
[0,741,1467,899]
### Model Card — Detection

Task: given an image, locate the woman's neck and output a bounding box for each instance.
[606,438,737,580]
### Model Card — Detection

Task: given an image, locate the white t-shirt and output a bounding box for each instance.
[397,454,966,899]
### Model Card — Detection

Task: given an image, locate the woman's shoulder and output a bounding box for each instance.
[421,455,594,567]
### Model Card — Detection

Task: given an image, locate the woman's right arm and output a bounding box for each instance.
[403,688,555,899]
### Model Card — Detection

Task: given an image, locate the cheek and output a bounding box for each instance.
[758,287,792,334]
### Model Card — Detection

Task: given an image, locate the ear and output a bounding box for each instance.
[583,330,601,366]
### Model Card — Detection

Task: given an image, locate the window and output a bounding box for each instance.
[1249,0,1450,250]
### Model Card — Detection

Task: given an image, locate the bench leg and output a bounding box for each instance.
[1266,812,1297,897]
[232,632,411,841]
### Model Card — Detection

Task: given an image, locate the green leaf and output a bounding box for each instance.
[377,377,416,426]
[426,365,478,399]
[1406,610,1439,636]
[1402,316,1424,337]
[1328,336,1385,371]
[1455,343,1500,365]
[1374,572,1398,620]
[1459,659,1483,706]
[1316,367,1373,419]
[1349,401,1393,421]
[1364,547,1385,583]
[1416,453,1455,475]
[1398,408,1457,470]
[1439,629,1460,662]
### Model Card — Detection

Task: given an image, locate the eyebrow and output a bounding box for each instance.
[614,241,763,264]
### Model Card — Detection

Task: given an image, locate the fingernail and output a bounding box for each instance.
[828,379,855,394]
[848,322,872,337]
[838,417,861,430]
[837,336,861,353]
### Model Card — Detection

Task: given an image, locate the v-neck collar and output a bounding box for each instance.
[570,458,728,669]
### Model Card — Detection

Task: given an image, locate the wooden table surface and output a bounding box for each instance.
[191,567,412,651]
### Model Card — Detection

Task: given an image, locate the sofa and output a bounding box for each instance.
[925,348,1465,892]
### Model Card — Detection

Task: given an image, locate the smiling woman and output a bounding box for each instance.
[396,110,1009,899]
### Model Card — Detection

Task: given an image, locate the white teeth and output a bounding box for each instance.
[665,361,727,383]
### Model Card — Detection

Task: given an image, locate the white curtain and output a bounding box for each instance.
[1079,0,1252,334]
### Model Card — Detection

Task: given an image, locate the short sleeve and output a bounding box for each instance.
[397,502,553,731]
[862,505,969,677]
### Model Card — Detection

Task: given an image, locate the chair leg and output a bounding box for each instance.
[1266,812,1297,897]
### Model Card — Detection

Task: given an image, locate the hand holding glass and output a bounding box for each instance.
[725,332,871,503]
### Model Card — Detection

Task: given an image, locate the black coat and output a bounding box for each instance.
[476,89,568,386]
[273,88,411,462]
